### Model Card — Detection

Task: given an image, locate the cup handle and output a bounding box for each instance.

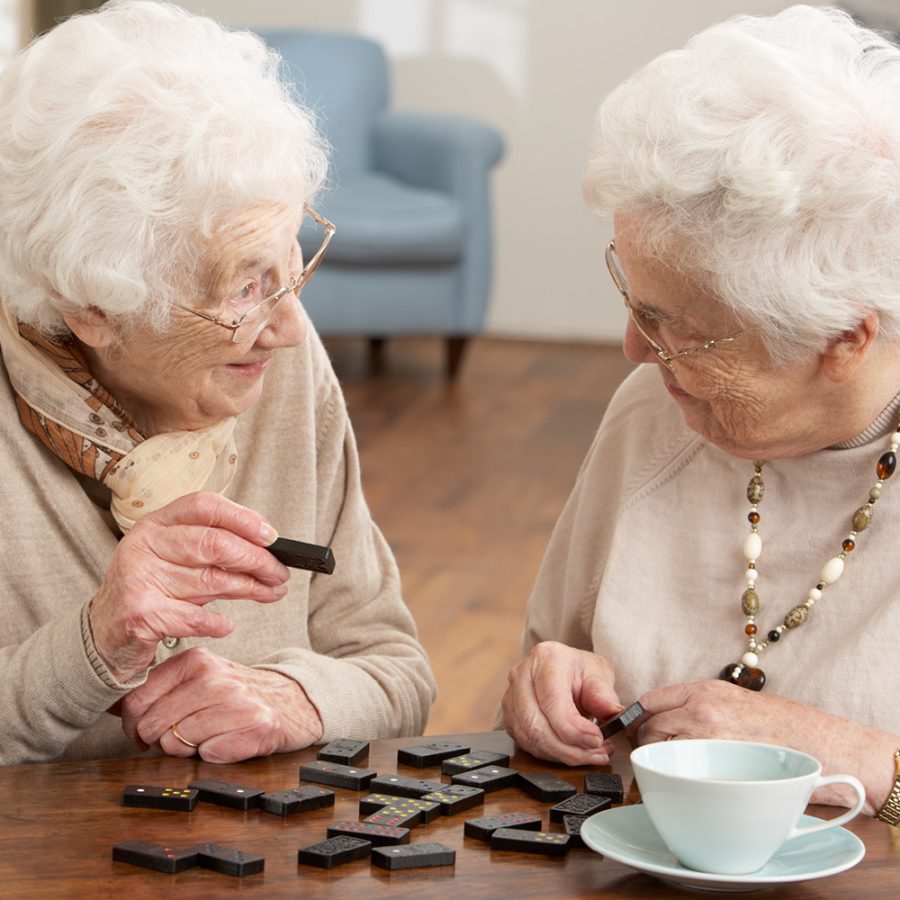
[785,774,866,841]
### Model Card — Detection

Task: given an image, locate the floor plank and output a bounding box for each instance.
[325,336,634,735]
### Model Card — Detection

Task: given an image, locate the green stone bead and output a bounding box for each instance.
[870,487,881,500]
[784,606,808,629]
[747,475,765,504]
[852,505,873,532]
[741,588,760,616]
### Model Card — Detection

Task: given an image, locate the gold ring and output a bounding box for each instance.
[170,723,199,749]
[665,734,676,742]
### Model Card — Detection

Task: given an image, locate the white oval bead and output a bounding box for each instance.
[741,651,759,667]
[746,569,758,584]
[820,556,845,584]
[743,532,762,561]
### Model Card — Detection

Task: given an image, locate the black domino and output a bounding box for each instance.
[490,827,570,856]
[327,820,410,846]
[359,793,441,823]
[267,536,335,574]
[517,771,577,803]
[112,840,197,873]
[121,785,198,811]
[584,772,625,804]
[450,765,519,793]
[421,785,485,815]
[188,779,263,810]
[189,843,265,877]
[397,742,470,768]
[317,739,369,766]
[258,785,335,816]
[364,805,425,829]
[297,835,372,869]
[371,842,456,871]
[598,701,646,739]
[549,793,612,822]
[442,750,511,775]
[369,775,446,799]
[300,760,376,791]
[463,812,543,842]
[562,814,588,848]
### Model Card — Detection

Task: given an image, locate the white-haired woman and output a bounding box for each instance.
[501,5,900,824]
[0,1,435,765]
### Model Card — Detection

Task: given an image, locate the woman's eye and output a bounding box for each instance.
[234,281,260,303]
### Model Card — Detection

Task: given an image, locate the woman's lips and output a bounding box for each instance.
[664,378,691,400]
[226,357,271,376]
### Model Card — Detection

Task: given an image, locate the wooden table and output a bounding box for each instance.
[2,731,897,898]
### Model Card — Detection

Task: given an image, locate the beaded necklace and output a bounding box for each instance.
[719,420,900,691]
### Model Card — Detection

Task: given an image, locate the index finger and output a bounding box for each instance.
[639,682,696,715]
[138,492,278,546]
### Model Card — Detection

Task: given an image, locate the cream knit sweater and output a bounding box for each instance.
[0,327,435,765]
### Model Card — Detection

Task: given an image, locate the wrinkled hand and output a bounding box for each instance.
[90,492,290,682]
[120,647,324,762]
[500,641,622,765]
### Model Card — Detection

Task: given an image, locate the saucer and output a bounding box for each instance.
[581,805,865,893]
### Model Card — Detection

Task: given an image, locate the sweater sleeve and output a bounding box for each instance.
[252,338,436,739]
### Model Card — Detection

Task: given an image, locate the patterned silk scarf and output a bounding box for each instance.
[0,302,237,532]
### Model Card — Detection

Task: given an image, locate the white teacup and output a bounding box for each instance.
[631,739,866,875]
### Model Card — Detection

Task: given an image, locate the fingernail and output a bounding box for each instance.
[260,522,278,544]
[589,752,610,765]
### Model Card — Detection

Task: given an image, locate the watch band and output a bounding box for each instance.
[875,749,900,827]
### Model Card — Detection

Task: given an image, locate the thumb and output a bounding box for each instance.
[580,672,622,722]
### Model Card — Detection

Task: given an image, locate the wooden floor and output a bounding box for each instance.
[325,336,634,736]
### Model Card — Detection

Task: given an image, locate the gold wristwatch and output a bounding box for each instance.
[875,749,900,827]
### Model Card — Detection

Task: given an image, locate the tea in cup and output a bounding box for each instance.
[631,739,865,875]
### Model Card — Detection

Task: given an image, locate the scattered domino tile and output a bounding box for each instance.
[517,771,577,803]
[490,827,570,856]
[364,805,426,829]
[189,843,265,877]
[584,772,625,804]
[299,760,376,791]
[112,840,197,873]
[369,775,446,799]
[397,742,470,768]
[598,701,646,739]
[463,812,543,842]
[258,786,335,817]
[359,794,442,824]
[297,835,372,869]
[450,766,519,793]
[549,793,612,822]
[371,842,456,871]
[188,779,263,810]
[327,820,410,846]
[421,785,485,815]
[562,814,588,848]
[121,785,198,811]
[441,751,511,776]
[317,739,369,766]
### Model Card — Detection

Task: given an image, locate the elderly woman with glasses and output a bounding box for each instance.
[0,1,435,766]
[501,5,900,823]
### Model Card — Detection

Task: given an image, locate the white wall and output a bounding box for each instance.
[171,2,900,340]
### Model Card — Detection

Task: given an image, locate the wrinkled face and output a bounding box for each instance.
[94,205,306,436]
[613,226,829,460]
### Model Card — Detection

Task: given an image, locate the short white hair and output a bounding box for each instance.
[584,4,900,363]
[0,0,328,333]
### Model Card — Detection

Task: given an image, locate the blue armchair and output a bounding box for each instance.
[257,30,505,378]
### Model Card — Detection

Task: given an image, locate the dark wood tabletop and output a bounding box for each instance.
[1,731,897,898]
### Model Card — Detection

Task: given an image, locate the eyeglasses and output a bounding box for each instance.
[174,207,335,344]
[605,239,740,370]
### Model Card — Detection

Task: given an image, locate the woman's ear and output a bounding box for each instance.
[62,308,116,349]
[820,312,880,383]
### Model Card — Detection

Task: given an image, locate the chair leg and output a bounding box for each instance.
[445,336,469,381]
[368,337,386,375]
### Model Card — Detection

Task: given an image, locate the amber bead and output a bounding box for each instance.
[719,664,766,691]
[745,623,757,635]
[876,451,896,480]
[748,511,760,525]
[852,505,873,532]
[767,629,781,642]
[747,475,765,504]
[741,588,760,616]
[784,605,808,629]
[842,539,855,552]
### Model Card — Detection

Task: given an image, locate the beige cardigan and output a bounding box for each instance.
[0,326,436,764]
[520,365,900,733]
